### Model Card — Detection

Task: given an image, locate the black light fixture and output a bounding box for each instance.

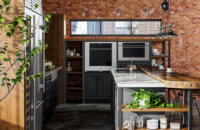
[117,9,120,17]
[161,0,170,13]
[168,24,179,37]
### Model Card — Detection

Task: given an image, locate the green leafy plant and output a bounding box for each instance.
[125,89,181,109]
[0,1,51,101]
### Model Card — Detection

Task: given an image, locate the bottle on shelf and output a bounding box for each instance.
[67,61,72,72]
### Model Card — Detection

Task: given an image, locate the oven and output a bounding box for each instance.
[85,42,117,71]
[118,42,150,61]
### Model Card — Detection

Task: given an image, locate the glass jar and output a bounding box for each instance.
[136,116,144,128]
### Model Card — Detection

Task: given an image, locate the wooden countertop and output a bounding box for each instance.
[139,67,200,89]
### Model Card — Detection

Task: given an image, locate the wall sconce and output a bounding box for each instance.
[82,8,85,17]
[117,9,120,17]
[161,0,170,13]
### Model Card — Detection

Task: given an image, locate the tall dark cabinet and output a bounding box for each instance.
[84,72,112,103]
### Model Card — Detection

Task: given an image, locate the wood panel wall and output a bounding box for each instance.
[0,0,25,130]
[45,14,65,103]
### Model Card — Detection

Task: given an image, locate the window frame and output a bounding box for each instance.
[70,19,162,37]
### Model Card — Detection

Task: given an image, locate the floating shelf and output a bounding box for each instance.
[122,105,189,112]
[122,126,188,130]
[66,56,82,59]
[67,87,82,90]
[66,71,82,74]
[152,55,168,59]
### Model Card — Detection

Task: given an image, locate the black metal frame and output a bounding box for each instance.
[70,19,162,37]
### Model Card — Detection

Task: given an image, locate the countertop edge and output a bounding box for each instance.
[45,66,62,77]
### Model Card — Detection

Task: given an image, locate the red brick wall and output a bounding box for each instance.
[43,0,200,76]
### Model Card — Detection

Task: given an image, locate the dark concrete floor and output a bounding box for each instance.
[43,104,114,130]
[43,103,200,130]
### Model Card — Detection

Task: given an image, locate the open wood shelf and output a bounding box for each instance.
[122,105,189,112]
[152,55,168,59]
[67,87,83,90]
[66,56,82,59]
[122,126,188,130]
[66,71,82,74]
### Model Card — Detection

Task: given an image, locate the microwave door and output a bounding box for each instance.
[123,44,145,58]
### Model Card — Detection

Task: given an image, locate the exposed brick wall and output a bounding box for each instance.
[43,0,200,76]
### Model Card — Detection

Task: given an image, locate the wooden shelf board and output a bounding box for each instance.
[122,126,188,130]
[122,105,189,112]
[67,87,83,90]
[152,55,168,59]
[66,56,82,59]
[67,84,82,86]
[66,71,82,74]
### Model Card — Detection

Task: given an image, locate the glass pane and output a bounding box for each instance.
[101,21,131,35]
[132,21,161,35]
[90,43,112,66]
[123,43,145,57]
[71,21,100,35]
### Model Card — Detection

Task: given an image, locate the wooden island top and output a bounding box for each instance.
[139,67,200,89]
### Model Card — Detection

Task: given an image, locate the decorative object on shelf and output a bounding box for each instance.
[152,49,160,56]
[123,120,130,129]
[159,65,164,70]
[147,119,159,129]
[170,122,181,130]
[161,0,170,13]
[136,116,143,128]
[160,117,167,129]
[160,123,167,129]
[76,53,80,56]
[160,117,167,124]
[66,49,70,56]
[166,68,173,73]
[70,50,74,56]
[66,61,72,72]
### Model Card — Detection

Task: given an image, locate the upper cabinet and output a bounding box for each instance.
[70,19,161,36]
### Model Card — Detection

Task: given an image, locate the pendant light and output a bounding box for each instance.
[117,9,120,17]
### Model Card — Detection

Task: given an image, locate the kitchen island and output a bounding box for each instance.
[111,68,165,130]
[112,67,199,130]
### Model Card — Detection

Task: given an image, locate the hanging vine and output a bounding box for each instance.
[0,0,51,101]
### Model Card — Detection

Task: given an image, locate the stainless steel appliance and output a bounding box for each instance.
[85,42,117,71]
[25,6,44,130]
[118,42,150,61]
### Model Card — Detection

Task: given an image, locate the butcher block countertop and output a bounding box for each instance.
[139,67,200,89]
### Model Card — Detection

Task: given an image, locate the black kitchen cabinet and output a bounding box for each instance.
[43,69,62,122]
[84,72,112,103]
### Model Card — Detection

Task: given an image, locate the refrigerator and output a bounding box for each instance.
[25,7,45,130]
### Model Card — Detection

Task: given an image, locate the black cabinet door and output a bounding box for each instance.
[84,72,112,102]
[99,73,112,99]
[84,73,99,99]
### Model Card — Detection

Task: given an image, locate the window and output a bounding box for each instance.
[101,21,131,35]
[71,21,100,35]
[70,19,161,36]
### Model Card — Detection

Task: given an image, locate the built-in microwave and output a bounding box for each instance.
[118,42,150,61]
[85,42,117,71]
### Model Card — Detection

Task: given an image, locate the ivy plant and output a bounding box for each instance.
[0,0,51,101]
[125,89,181,109]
